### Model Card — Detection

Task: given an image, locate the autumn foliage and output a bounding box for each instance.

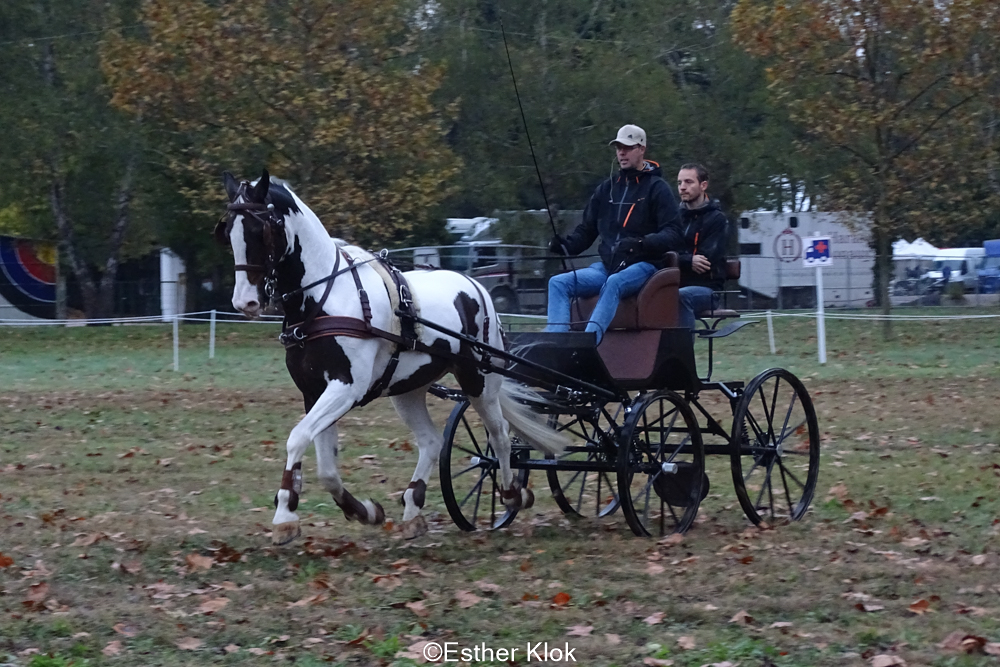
[102,0,461,245]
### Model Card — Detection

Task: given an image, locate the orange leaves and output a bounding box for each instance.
[185,553,214,572]
[0,552,13,568]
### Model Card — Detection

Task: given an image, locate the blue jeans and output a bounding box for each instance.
[545,261,657,343]
[678,285,718,329]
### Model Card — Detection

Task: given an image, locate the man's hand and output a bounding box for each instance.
[617,237,644,256]
[691,254,711,273]
[548,235,568,256]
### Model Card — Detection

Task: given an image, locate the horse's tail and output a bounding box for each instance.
[498,379,571,456]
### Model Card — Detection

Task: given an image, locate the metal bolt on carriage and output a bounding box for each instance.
[434,256,821,537]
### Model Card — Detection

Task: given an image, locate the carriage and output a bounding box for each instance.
[433,256,821,537]
[217,172,820,543]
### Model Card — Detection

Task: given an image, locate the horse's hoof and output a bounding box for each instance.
[369,500,386,526]
[500,487,522,511]
[271,521,301,545]
[521,487,535,510]
[401,514,428,540]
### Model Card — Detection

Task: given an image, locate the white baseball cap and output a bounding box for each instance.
[609,124,646,147]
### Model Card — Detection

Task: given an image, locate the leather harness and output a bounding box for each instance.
[218,183,494,407]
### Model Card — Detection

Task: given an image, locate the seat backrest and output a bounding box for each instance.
[570,266,680,330]
[726,258,741,280]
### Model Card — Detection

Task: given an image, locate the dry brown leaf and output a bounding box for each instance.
[0,552,14,568]
[855,603,885,612]
[198,597,229,614]
[566,624,593,637]
[908,599,931,615]
[939,630,987,653]
[71,532,105,547]
[871,656,906,667]
[287,593,328,608]
[113,623,138,638]
[605,633,622,645]
[405,600,429,617]
[729,610,754,625]
[185,553,214,571]
[643,611,665,625]
[102,640,123,657]
[456,590,483,608]
[247,647,270,655]
[551,591,571,607]
[985,643,1000,656]
[657,533,684,547]
[372,574,402,590]
[396,640,434,661]
[971,554,987,566]
[175,637,203,651]
[643,659,674,666]
[224,644,240,653]
[474,580,502,593]
[677,636,696,650]
[646,562,666,575]
[827,483,849,501]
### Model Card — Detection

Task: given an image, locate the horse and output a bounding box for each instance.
[215,170,570,544]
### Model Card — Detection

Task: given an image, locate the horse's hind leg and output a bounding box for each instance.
[390,388,443,539]
[468,378,533,512]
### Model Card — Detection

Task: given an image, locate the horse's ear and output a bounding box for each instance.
[223,171,239,201]
[250,169,270,203]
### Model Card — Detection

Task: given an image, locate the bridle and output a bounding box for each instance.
[215,181,287,299]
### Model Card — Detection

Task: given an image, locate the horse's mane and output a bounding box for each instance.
[263,176,350,249]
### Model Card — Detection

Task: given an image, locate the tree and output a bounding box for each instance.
[0,0,155,319]
[102,0,462,248]
[732,0,1000,334]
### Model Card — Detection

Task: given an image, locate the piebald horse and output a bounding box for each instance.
[216,171,569,543]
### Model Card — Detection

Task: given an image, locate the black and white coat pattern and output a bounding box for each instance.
[220,172,568,543]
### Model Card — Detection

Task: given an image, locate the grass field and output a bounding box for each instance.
[1,313,999,667]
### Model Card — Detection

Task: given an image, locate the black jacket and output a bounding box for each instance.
[677,199,728,290]
[563,160,682,272]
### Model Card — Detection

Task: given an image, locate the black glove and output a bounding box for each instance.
[549,235,568,256]
[617,237,644,256]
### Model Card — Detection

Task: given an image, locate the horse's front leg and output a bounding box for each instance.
[313,422,385,528]
[272,383,374,545]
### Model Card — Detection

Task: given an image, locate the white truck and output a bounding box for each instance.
[737,211,875,308]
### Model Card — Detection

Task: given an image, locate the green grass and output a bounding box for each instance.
[1,318,999,666]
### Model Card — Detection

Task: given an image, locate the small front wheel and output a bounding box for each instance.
[439,399,529,531]
[729,368,820,525]
[617,390,705,537]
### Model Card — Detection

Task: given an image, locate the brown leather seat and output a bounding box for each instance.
[570,252,681,331]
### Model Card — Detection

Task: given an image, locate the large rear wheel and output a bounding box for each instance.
[729,368,820,525]
[617,390,705,537]
[439,400,529,531]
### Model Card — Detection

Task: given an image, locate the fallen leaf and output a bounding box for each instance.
[643,611,665,625]
[939,630,987,653]
[729,610,754,625]
[566,624,593,637]
[396,640,434,661]
[827,483,849,501]
[71,533,105,547]
[102,640,123,656]
[372,574,402,590]
[971,554,987,566]
[643,659,674,666]
[185,553,214,571]
[287,593,328,608]
[197,597,229,614]
[856,603,885,612]
[551,591,571,607]
[677,636,696,650]
[456,590,482,608]
[605,633,622,645]
[247,647,269,655]
[405,600,430,617]
[646,562,666,575]
[908,599,931,615]
[985,643,1000,656]
[175,637,203,651]
[871,655,906,667]
[0,552,14,568]
[224,644,240,653]
[113,623,138,638]
[657,533,684,547]
[474,580,502,593]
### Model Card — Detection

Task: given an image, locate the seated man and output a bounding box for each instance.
[545,124,681,343]
[675,163,728,328]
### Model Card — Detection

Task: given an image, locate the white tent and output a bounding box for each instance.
[892,237,938,259]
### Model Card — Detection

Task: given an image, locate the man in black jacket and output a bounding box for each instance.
[676,163,728,328]
[546,124,682,343]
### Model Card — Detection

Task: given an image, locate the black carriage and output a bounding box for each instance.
[434,256,821,537]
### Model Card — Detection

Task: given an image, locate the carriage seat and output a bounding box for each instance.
[570,252,680,330]
[697,259,742,322]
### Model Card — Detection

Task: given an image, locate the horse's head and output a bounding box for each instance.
[216,170,289,318]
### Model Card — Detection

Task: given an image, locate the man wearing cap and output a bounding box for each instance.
[545,124,682,343]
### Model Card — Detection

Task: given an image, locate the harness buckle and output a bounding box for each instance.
[278,326,307,348]
[378,248,389,260]
[264,277,277,298]
[399,284,413,309]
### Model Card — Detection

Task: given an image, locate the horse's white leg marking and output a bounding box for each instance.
[272,382,367,544]
[468,373,531,511]
[313,424,343,499]
[390,389,442,537]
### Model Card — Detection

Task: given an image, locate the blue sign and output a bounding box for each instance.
[803,236,832,267]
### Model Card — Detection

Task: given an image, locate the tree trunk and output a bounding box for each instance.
[873,209,893,340]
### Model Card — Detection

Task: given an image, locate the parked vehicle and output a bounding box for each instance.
[921,247,985,293]
[978,239,1000,294]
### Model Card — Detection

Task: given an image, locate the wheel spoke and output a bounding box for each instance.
[462,417,483,454]
[778,461,796,516]
[451,461,484,479]
[776,456,807,490]
[459,470,488,510]
[767,378,781,444]
[776,392,799,446]
[454,444,488,460]
[745,411,768,445]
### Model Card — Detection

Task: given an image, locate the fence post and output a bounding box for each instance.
[209,309,216,359]
[815,265,827,364]
[173,314,180,372]
[766,310,776,354]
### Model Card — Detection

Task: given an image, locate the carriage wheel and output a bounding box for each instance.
[545,404,622,518]
[439,399,529,531]
[617,390,705,537]
[729,368,820,526]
